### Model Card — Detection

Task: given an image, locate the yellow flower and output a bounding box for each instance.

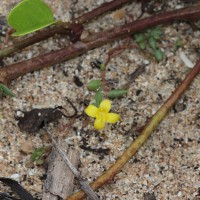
[85,99,120,130]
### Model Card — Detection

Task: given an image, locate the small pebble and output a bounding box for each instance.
[20,141,34,154]
[10,173,20,181]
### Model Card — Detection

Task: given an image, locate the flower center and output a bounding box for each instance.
[96,108,108,120]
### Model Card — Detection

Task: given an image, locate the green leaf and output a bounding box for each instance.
[8,0,56,36]
[139,40,146,50]
[151,27,162,39]
[174,38,182,51]
[93,90,103,107]
[148,37,157,50]
[108,89,128,99]
[154,48,164,62]
[31,147,44,160]
[87,80,102,91]
[0,83,15,97]
[134,33,145,43]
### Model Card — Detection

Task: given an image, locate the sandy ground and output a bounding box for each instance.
[0,0,200,199]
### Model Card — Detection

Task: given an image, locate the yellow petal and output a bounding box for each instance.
[94,118,106,130]
[99,99,111,112]
[106,113,120,123]
[85,105,98,117]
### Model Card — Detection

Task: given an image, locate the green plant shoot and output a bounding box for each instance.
[8,0,56,36]
[87,80,102,91]
[133,26,164,62]
[0,83,15,97]
[92,90,103,107]
[31,147,47,165]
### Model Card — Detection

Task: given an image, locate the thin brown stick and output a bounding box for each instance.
[1,5,200,86]
[66,52,200,200]
[42,140,80,200]
[0,0,133,60]
[75,0,133,23]
[46,128,100,200]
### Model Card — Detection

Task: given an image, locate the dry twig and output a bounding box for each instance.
[42,140,79,200]
[46,128,100,200]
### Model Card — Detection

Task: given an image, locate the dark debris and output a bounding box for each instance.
[15,99,77,133]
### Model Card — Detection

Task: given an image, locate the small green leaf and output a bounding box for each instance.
[8,0,56,36]
[0,83,15,97]
[139,40,146,50]
[174,38,182,51]
[148,37,157,50]
[151,28,162,39]
[134,33,145,43]
[108,89,128,99]
[154,48,164,62]
[87,80,102,91]
[93,90,103,107]
[31,147,45,164]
